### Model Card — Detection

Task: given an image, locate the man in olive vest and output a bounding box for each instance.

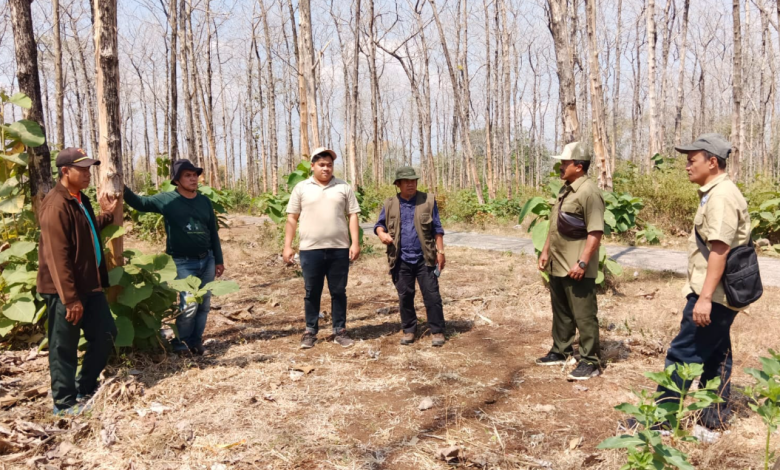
[537,142,605,381]
[374,167,446,347]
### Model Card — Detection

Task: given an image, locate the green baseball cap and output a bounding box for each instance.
[550,141,591,161]
[674,133,731,160]
[393,166,420,183]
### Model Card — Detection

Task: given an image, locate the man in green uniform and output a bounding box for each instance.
[536,142,605,381]
[124,159,225,355]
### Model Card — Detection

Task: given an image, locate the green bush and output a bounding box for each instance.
[744,349,780,470]
[613,159,699,233]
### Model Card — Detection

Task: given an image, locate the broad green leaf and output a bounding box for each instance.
[595,270,605,285]
[603,209,617,229]
[0,240,36,264]
[153,255,178,282]
[117,282,154,308]
[8,92,32,109]
[32,304,47,324]
[518,197,548,225]
[0,194,25,214]
[760,212,776,223]
[8,120,45,147]
[2,264,36,287]
[202,280,240,297]
[531,219,550,253]
[296,160,311,172]
[2,294,35,323]
[605,258,623,276]
[0,316,16,337]
[597,434,644,450]
[759,198,780,211]
[108,266,125,286]
[0,176,19,198]
[287,171,307,190]
[101,225,126,243]
[166,275,202,293]
[113,315,134,347]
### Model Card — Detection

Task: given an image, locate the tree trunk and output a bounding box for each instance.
[179,0,195,163]
[203,2,220,188]
[500,0,511,197]
[261,1,279,194]
[483,0,495,200]
[53,0,64,148]
[186,0,204,168]
[94,0,124,269]
[168,0,179,162]
[9,0,54,212]
[69,15,98,157]
[300,0,320,149]
[348,0,361,188]
[673,0,691,146]
[646,0,659,168]
[612,0,622,164]
[585,0,612,190]
[428,0,484,204]
[289,0,309,158]
[545,0,580,144]
[731,0,742,180]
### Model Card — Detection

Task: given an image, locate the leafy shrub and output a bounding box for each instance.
[744,349,780,470]
[599,363,724,470]
[613,159,698,233]
[0,91,48,340]
[603,191,643,235]
[438,188,481,222]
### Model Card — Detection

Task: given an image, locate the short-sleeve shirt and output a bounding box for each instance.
[683,173,751,310]
[548,175,605,278]
[286,176,361,250]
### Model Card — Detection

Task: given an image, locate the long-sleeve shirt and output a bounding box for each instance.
[123,187,224,265]
[374,194,444,265]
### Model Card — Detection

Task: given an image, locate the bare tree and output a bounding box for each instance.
[730,0,742,179]
[673,0,690,146]
[53,0,64,147]
[347,0,361,188]
[261,0,279,194]
[428,0,484,204]
[584,0,612,190]
[646,0,659,167]
[546,0,580,144]
[94,0,124,268]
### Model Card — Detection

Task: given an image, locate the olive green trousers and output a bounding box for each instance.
[548,276,600,365]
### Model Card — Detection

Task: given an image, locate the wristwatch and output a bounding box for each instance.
[437,249,445,254]
[577,260,587,269]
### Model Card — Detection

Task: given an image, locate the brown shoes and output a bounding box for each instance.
[300,332,316,349]
[431,333,445,347]
[333,329,354,348]
[400,332,415,345]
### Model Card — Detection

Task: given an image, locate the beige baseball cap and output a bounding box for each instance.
[550,142,592,161]
[310,147,338,161]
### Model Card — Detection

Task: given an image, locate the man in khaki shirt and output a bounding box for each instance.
[657,133,750,430]
[284,147,361,349]
[537,142,605,381]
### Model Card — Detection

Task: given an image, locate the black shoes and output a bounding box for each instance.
[567,361,601,381]
[535,352,568,366]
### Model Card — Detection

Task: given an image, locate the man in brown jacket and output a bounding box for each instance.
[37,148,117,415]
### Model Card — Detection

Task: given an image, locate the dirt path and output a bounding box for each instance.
[360,224,780,287]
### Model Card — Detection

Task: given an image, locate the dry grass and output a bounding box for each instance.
[0,218,778,469]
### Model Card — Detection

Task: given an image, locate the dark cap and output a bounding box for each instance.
[56,147,100,168]
[675,133,731,160]
[393,166,421,183]
[171,159,203,185]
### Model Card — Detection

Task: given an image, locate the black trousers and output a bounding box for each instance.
[657,294,737,428]
[43,292,117,409]
[392,260,445,334]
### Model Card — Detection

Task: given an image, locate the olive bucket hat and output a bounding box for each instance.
[393,166,421,184]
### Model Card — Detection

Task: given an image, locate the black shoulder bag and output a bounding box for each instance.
[694,229,763,308]
[556,190,588,239]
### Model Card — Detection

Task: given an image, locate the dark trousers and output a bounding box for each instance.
[549,276,600,365]
[299,248,350,334]
[392,260,445,334]
[657,294,737,427]
[43,292,117,409]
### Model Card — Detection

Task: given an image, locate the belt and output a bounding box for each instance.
[172,251,210,260]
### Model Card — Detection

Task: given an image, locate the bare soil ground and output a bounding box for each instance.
[1,219,778,469]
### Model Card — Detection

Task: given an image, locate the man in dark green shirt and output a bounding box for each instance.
[124,159,224,355]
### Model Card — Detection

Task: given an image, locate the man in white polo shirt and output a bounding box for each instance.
[284,147,362,349]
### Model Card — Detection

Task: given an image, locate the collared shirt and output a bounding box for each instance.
[374,194,444,264]
[548,175,605,278]
[71,192,102,267]
[286,176,361,250]
[683,173,751,310]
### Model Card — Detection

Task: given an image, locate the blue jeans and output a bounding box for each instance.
[171,251,215,351]
[299,249,350,334]
[657,294,737,428]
